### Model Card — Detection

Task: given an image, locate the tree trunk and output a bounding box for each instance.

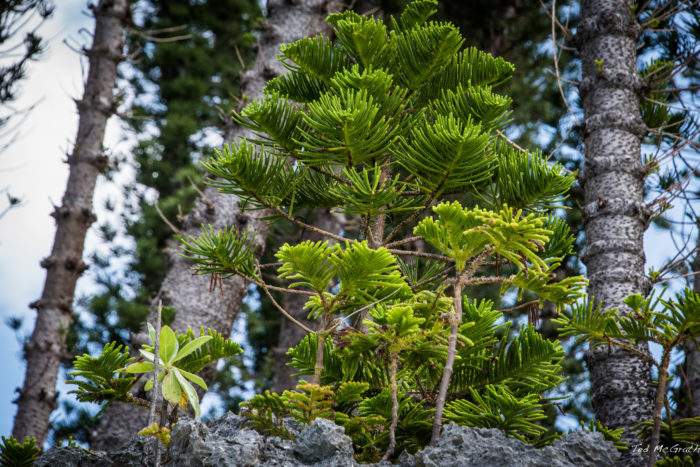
[270,210,345,393]
[577,1,654,464]
[90,0,343,450]
[12,0,129,446]
[679,225,700,419]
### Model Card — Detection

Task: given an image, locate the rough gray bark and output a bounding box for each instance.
[577,0,654,463]
[11,0,129,446]
[90,0,343,450]
[270,210,345,393]
[679,229,700,419]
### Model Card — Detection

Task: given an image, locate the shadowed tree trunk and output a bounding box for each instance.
[577,0,654,464]
[90,0,343,450]
[12,0,129,446]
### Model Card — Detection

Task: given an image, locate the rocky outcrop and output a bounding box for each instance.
[414,423,620,467]
[35,413,620,466]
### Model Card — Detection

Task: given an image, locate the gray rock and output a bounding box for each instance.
[544,429,620,466]
[34,414,620,467]
[293,417,355,466]
[283,417,305,436]
[110,435,159,466]
[169,418,266,466]
[414,423,620,467]
[397,450,416,467]
[206,412,247,437]
[34,446,109,467]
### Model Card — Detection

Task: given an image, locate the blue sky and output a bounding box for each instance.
[0,0,696,444]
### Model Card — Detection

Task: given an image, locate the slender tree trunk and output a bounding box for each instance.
[647,350,671,467]
[270,210,344,393]
[12,0,129,446]
[577,1,653,464]
[679,225,700,419]
[431,280,463,445]
[90,0,343,450]
[382,352,399,461]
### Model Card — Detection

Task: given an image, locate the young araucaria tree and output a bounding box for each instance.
[182,0,586,461]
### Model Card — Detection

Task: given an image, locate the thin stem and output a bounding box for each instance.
[234,270,315,296]
[149,301,163,467]
[382,352,399,461]
[154,202,183,236]
[647,348,672,467]
[310,165,351,186]
[462,275,507,286]
[549,0,581,126]
[499,299,540,313]
[371,165,391,248]
[385,235,422,249]
[257,281,316,296]
[256,265,314,333]
[410,265,455,291]
[247,193,346,242]
[313,332,325,385]
[431,278,463,445]
[603,338,659,367]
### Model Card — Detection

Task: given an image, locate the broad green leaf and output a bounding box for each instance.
[159,326,179,365]
[179,368,208,391]
[139,349,160,365]
[147,323,156,346]
[161,371,181,405]
[173,368,202,419]
[123,361,154,374]
[173,335,213,364]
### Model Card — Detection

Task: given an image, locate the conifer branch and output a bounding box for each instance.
[256,196,347,243]
[206,266,315,297]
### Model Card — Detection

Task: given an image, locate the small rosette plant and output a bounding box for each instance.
[122,324,214,419]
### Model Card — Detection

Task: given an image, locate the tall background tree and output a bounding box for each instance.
[571,0,699,463]
[577,0,655,452]
[12,0,129,446]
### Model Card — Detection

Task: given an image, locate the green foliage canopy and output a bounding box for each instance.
[180,0,585,461]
